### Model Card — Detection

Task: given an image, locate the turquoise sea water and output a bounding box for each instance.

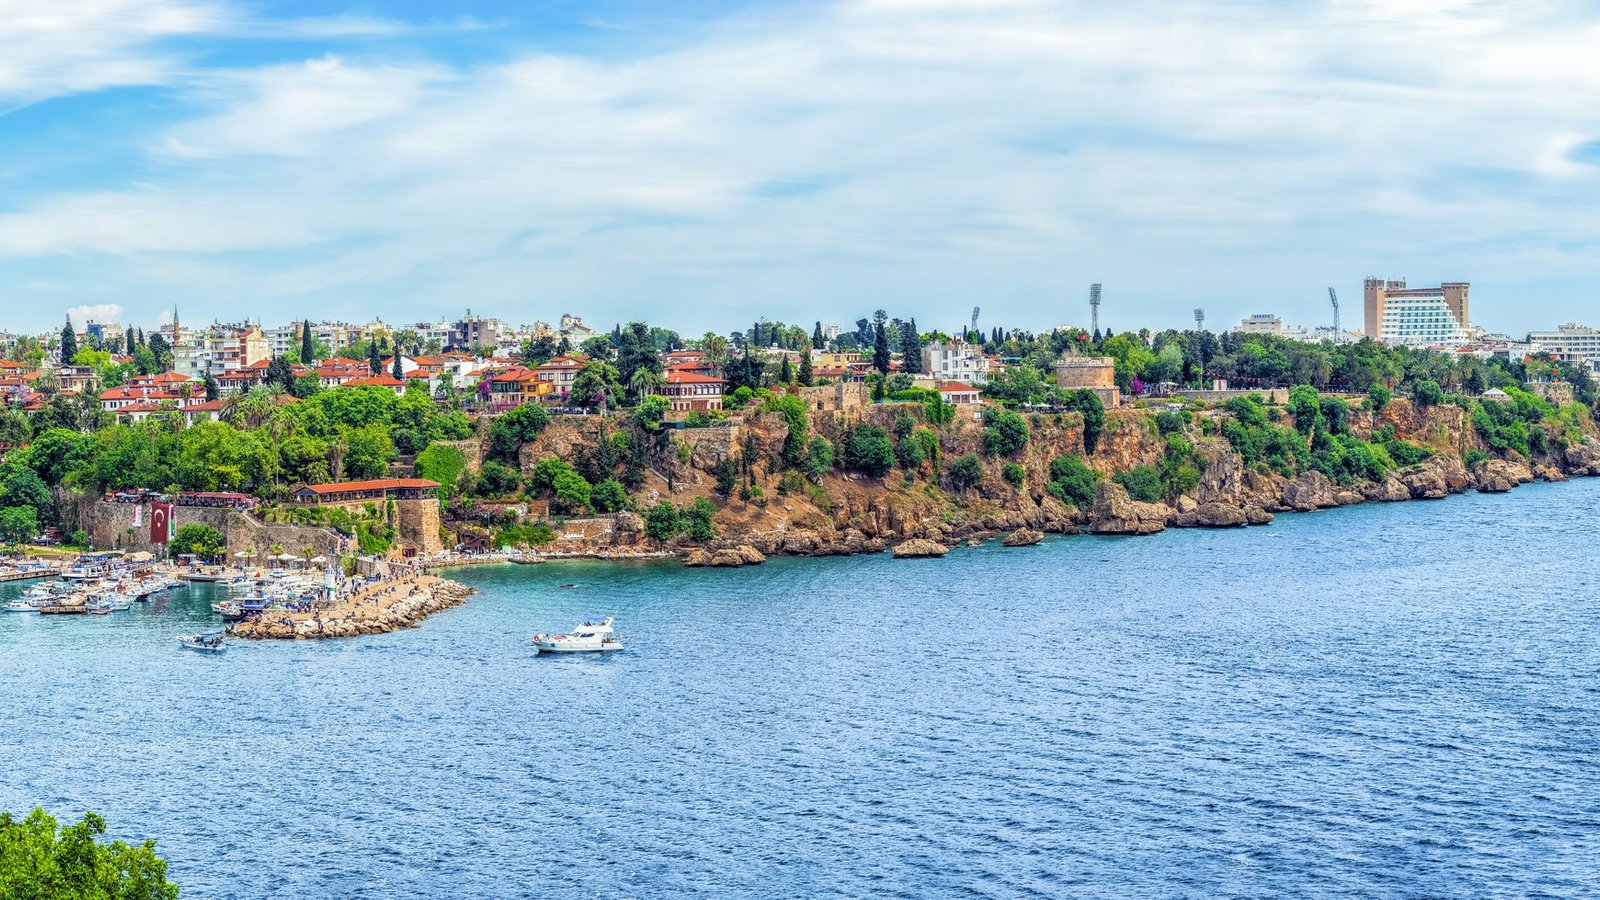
[4,479,1600,897]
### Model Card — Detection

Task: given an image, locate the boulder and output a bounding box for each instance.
[1281,471,1340,511]
[1369,475,1411,502]
[1195,503,1248,528]
[1399,462,1449,500]
[892,538,949,558]
[1473,458,1534,493]
[1002,528,1044,547]
[683,549,712,567]
[1245,507,1275,526]
[708,549,750,567]
[1535,465,1567,483]
[734,545,767,565]
[1088,482,1167,535]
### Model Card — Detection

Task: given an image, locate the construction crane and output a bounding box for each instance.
[1090,283,1102,336]
[969,306,980,339]
[1194,308,1206,331]
[1328,287,1340,340]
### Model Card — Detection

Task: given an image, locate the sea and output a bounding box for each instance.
[3,478,1599,897]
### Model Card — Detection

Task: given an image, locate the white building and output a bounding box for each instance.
[821,323,844,344]
[1529,323,1600,371]
[1234,314,1284,335]
[921,339,990,385]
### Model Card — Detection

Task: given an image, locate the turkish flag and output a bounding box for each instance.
[150,501,174,545]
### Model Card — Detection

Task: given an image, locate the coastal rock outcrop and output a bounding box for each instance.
[230,574,474,641]
[696,544,767,567]
[1002,528,1044,547]
[683,549,712,567]
[892,538,949,558]
[1089,483,1167,535]
[1473,459,1534,493]
[1564,438,1600,476]
[1195,502,1248,528]
[1282,471,1341,511]
[1367,475,1412,502]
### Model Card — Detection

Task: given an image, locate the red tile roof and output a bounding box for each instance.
[296,478,439,495]
[664,370,724,384]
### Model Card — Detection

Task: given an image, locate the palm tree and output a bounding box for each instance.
[393,328,422,357]
[700,333,729,375]
[629,367,665,404]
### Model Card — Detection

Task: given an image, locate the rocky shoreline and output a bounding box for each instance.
[229,573,475,640]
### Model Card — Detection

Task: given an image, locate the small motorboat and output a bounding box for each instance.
[531,615,623,654]
[178,630,227,653]
[3,598,39,613]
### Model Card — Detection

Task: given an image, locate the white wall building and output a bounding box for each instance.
[1529,323,1600,371]
[921,339,990,385]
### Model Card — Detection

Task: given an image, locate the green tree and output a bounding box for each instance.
[570,360,623,412]
[202,374,220,401]
[842,424,894,477]
[169,523,225,560]
[1002,462,1026,488]
[1115,465,1163,502]
[644,500,680,544]
[982,408,1030,456]
[1412,379,1444,409]
[681,496,716,541]
[1366,383,1392,413]
[797,350,813,386]
[947,453,983,491]
[632,395,670,431]
[872,320,890,375]
[300,319,315,364]
[551,470,592,514]
[591,477,628,513]
[1065,389,1106,454]
[59,318,77,363]
[0,808,179,900]
[1046,454,1101,508]
[0,506,39,545]
[487,403,550,464]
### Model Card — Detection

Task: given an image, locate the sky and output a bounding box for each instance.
[3,0,1600,338]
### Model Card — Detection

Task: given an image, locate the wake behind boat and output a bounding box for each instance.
[531,616,623,654]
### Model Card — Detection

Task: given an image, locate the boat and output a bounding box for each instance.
[3,598,39,613]
[530,615,623,654]
[178,630,227,653]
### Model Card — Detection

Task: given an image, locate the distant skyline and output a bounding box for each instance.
[5,0,1600,336]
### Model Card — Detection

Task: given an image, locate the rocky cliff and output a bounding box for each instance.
[515,396,1600,558]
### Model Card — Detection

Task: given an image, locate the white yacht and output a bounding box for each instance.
[530,616,623,654]
[3,598,39,613]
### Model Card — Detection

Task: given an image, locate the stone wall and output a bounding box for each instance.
[83,500,344,558]
[798,381,868,414]
[1527,382,1575,405]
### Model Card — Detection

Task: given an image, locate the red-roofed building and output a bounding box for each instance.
[344,375,408,396]
[480,367,554,409]
[292,478,440,504]
[182,398,228,427]
[533,355,587,395]
[936,382,982,405]
[660,369,724,411]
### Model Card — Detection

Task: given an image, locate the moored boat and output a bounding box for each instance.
[530,615,623,653]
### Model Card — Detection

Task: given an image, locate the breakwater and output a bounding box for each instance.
[228,573,475,639]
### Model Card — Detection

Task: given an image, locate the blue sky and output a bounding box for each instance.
[4,0,1600,338]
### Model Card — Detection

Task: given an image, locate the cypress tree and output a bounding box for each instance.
[392,350,404,381]
[368,340,381,375]
[125,325,137,352]
[203,373,220,401]
[873,322,890,375]
[59,318,77,363]
[899,317,921,375]
[812,321,824,350]
[300,319,314,363]
[798,349,813,386]
[779,354,793,385]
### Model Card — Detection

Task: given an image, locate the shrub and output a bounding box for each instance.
[1464,447,1489,469]
[948,453,984,491]
[1046,455,1101,508]
[474,460,521,496]
[1412,379,1445,409]
[1065,390,1105,453]
[1002,462,1025,488]
[1115,465,1163,502]
[842,424,894,477]
[1367,384,1391,413]
[645,501,680,542]
[804,437,834,479]
[681,497,716,541]
[551,470,592,514]
[982,408,1030,456]
[591,477,628,513]
[1154,409,1187,435]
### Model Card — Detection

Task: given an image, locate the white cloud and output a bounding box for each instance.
[3,0,1600,332]
[66,303,126,328]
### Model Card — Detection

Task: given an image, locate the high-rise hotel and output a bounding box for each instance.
[1362,278,1470,346]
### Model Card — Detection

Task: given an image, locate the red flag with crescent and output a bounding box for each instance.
[150,501,174,544]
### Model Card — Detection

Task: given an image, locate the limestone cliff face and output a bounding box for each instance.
[514,398,1600,557]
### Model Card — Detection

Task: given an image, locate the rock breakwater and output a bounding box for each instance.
[229,574,475,640]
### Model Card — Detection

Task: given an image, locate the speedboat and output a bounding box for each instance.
[3,598,39,613]
[178,630,227,653]
[530,616,623,654]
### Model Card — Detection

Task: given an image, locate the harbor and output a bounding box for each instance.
[0,550,473,641]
